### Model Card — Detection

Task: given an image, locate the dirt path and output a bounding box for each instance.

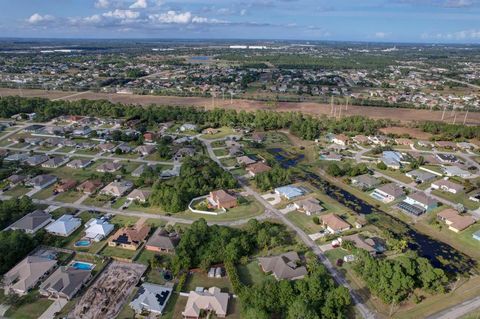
[1,88,479,124]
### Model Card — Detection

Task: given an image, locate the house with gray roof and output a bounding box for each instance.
[3,256,57,296]
[8,210,52,234]
[258,251,307,280]
[39,266,91,300]
[351,174,380,190]
[25,154,49,166]
[129,283,173,315]
[406,169,437,183]
[145,228,180,253]
[45,215,82,237]
[42,156,69,168]
[27,174,58,189]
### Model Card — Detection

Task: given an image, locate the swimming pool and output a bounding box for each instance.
[74,239,91,247]
[70,261,95,271]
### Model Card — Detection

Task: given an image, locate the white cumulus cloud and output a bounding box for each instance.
[27,13,55,24]
[130,0,148,9]
[149,11,192,24]
[103,9,140,19]
[95,0,110,9]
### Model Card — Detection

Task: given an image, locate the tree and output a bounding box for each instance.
[287,299,319,319]
[377,161,387,170]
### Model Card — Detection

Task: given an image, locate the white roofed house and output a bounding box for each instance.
[331,134,349,146]
[129,283,173,315]
[84,218,114,241]
[67,159,92,169]
[398,192,438,216]
[45,214,82,237]
[431,179,464,194]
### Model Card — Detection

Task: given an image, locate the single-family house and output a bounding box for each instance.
[182,287,229,319]
[145,228,180,253]
[437,209,475,233]
[84,218,114,241]
[135,145,156,156]
[382,151,403,169]
[25,154,49,166]
[27,174,58,189]
[405,169,437,183]
[251,132,266,143]
[4,153,29,162]
[208,190,237,209]
[371,183,405,203]
[77,180,102,195]
[3,256,57,296]
[321,213,351,234]
[435,141,457,149]
[395,138,414,146]
[42,156,69,169]
[100,180,133,197]
[96,162,122,173]
[131,164,146,177]
[97,143,116,153]
[442,166,472,178]
[399,192,438,216]
[55,179,77,193]
[143,132,157,143]
[45,215,82,237]
[180,123,197,132]
[331,134,349,146]
[351,174,380,190]
[8,210,52,234]
[258,251,308,280]
[246,162,271,177]
[67,159,92,169]
[435,153,458,164]
[127,189,151,203]
[130,283,173,315]
[431,179,464,194]
[108,223,151,250]
[293,197,324,215]
[275,185,305,200]
[353,135,369,144]
[8,174,27,186]
[237,155,256,166]
[39,266,91,300]
[202,128,219,135]
[473,230,480,241]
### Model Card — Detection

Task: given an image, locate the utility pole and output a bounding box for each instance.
[463,110,469,125]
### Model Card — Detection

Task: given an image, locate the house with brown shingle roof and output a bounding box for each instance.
[207,190,237,209]
[77,180,102,195]
[246,162,271,177]
[108,223,151,250]
[437,209,475,233]
[321,213,351,234]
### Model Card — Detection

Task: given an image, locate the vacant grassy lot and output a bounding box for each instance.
[184,271,233,293]
[5,292,53,319]
[201,127,235,140]
[286,211,324,234]
[4,185,30,197]
[55,190,84,203]
[237,260,268,286]
[213,148,229,157]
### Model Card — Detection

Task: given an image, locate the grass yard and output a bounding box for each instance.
[5,292,53,319]
[286,211,324,234]
[376,168,413,184]
[116,288,137,319]
[220,157,238,167]
[237,260,269,286]
[100,245,137,259]
[201,127,235,140]
[111,197,128,209]
[110,214,139,227]
[211,140,226,148]
[42,165,94,181]
[128,202,166,215]
[230,167,247,176]
[82,195,110,207]
[184,271,233,293]
[4,185,30,197]
[55,190,84,203]
[119,161,141,174]
[32,185,56,200]
[213,148,229,157]
[431,190,480,210]
[65,228,107,254]
[169,294,188,319]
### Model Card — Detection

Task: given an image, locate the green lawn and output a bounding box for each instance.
[32,185,56,200]
[4,185,31,197]
[213,148,229,157]
[237,260,268,286]
[376,168,413,183]
[431,190,480,210]
[5,292,53,319]
[65,228,107,254]
[55,190,84,203]
[220,157,238,167]
[128,202,166,215]
[211,140,226,148]
[200,127,235,140]
[82,194,111,207]
[230,167,247,176]
[184,271,233,293]
[110,214,139,227]
[116,288,137,319]
[286,211,324,234]
[42,165,94,182]
[100,245,137,259]
[111,197,128,209]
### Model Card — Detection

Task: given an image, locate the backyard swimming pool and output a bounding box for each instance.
[70,261,95,270]
[74,239,91,247]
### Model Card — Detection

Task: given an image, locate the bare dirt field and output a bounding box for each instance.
[69,261,147,319]
[1,88,479,124]
[379,126,433,139]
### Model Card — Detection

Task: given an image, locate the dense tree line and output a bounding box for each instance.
[0,197,35,230]
[326,162,369,177]
[0,230,38,274]
[150,156,237,213]
[353,249,448,305]
[171,219,293,274]
[419,121,480,140]
[254,166,293,191]
[240,261,351,319]
[0,96,389,141]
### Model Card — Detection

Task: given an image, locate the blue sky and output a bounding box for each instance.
[1,0,480,43]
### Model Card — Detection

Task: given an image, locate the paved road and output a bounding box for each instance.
[426,295,480,319]
[201,136,377,319]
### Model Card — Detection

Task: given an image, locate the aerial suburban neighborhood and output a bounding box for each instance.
[1,4,480,318]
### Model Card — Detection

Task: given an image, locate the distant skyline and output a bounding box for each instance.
[2,0,480,43]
